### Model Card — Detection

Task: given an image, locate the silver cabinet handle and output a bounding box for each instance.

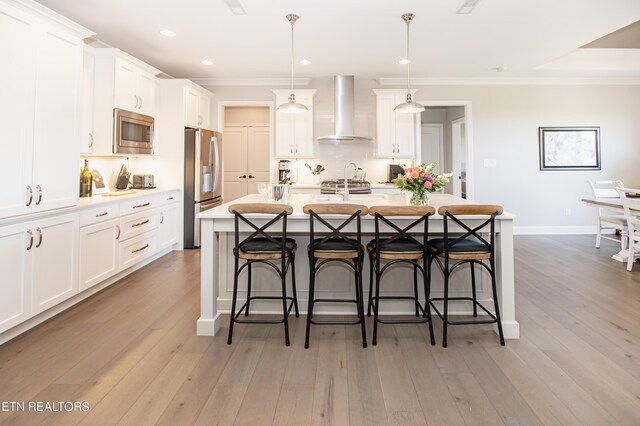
[166,196,174,201]
[198,115,202,125]
[26,229,33,251]
[35,227,43,248]
[160,212,164,224]
[35,185,42,205]
[131,219,150,227]
[89,133,94,148]
[26,186,33,206]
[133,202,150,209]
[131,244,149,254]
[96,212,108,217]
[134,95,139,108]
[290,144,293,154]
[116,225,121,240]
[138,96,142,109]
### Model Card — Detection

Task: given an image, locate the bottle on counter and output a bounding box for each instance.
[79,159,93,197]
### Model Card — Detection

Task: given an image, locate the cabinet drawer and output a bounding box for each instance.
[118,230,157,271]
[119,195,159,215]
[119,209,158,241]
[159,191,179,205]
[79,204,120,227]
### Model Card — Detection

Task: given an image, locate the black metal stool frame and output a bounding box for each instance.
[428,210,505,348]
[228,209,299,346]
[305,209,367,349]
[367,212,436,346]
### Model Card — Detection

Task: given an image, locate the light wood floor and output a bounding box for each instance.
[1,235,640,425]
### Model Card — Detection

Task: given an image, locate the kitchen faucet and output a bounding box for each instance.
[343,162,357,201]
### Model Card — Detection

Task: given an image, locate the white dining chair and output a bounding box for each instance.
[588,180,626,249]
[615,188,640,271]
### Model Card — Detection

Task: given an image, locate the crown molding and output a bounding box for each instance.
[9,0,94,39]
[376,76,640,86]
[191,77,312,87]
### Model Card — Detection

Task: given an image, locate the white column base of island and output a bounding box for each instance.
[197,193,520,340]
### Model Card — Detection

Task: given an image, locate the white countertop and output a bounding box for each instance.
[289,182,398,189]
[198,193,515,220]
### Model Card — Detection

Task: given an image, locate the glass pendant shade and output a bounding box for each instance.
[395,13,424,114]
[278,14,308,114]
[394,93,425,113]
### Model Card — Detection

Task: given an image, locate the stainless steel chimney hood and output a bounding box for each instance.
[318,75,371,141]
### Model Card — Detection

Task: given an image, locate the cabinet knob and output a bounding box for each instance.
[248,175,255,179]
[240,175,247,179]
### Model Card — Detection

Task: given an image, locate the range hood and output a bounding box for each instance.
[318,75,371,141]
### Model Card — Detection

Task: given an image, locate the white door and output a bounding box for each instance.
[32,213,79,315]
[451,118,467,198]
[0,5,35,219]
[114,58,137,110]
[31,27,82,213]
[79,218,119,292]
[136,70,155,116]
[0,222,33,333]
[223,127,248,201]
[247,127,271,194]
[158,203,179,250]
[184,87,199,127]
[198,94,211,128]
[421,124,444,169]
[80,47,95,154]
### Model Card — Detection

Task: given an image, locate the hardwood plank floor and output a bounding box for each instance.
[1,236,640,425]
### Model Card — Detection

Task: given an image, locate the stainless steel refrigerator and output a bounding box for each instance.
[184,128,222,248]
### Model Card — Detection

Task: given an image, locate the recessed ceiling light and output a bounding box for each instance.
[224,0,246,15]
[299,59,311,65]
[159,29,176,37]
[398,59,410,65]
[457,0,482,14]
[201,59,213,66]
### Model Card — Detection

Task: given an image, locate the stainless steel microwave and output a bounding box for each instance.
[113,108,154,155]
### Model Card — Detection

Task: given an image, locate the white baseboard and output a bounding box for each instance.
[513,225,608,235]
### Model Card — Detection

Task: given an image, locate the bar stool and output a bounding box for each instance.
[428,205,505,348]
[303,203,368,349]
[366,206,436,346]
[227,203,299,346]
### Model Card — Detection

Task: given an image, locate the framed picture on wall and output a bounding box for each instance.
[538,127,601,171]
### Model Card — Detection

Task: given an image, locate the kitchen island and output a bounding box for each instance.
[196,193,519,339]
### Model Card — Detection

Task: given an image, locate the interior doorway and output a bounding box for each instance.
[416,101,472,199]
[221,106,271,202]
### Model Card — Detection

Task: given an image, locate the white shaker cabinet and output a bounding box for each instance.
[114,57,157,117]
[0,0,91,219]
[272,89,316,158]
[185,85,212,128]
[80,46,96,154]
[31,213,79,315]
[79,218,120,292]
[0,222,33,334]
[373,90,417,159]
[158,202,180,250]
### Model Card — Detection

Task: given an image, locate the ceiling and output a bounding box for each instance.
[37,0,640,80]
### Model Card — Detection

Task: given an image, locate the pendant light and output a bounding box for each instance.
[394,13,425,114]
[277,14,308,114]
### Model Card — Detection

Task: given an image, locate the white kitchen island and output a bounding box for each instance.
[196,193,519,339]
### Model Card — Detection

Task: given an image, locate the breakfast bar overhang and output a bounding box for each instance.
[196,193,519,340]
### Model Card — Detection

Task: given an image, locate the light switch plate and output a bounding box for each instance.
[484,159,497,167]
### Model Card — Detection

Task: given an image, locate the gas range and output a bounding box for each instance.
[320,179,371,194]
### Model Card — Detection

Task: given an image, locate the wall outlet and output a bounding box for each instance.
[565,208,571,216]
[483,159,497,168]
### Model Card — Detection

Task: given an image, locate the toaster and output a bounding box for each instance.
[132,174,155,189]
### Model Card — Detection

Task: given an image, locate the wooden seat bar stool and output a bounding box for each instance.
[303,203,369,349]
[428,204,505,348]
[227,203,299,346]
[366,205,437,346]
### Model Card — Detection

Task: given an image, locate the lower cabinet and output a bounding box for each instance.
[79,218,120,292]
[31,213,79,315]
[158,202,179,250]
[0,222,33,334]
[119,229,158,270]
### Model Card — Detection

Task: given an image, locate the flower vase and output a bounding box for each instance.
[409,191,429,206]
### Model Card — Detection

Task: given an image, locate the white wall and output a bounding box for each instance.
[204,79,640,230]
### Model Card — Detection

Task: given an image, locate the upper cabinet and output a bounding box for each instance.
[272,90,316,159]
[373,90,417,158]
[91,49,161,155]
[185,85,212,128]
[0,0,92,219]
[114,57,156,117]
[80,46,96,154]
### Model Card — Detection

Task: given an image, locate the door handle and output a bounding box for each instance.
[139,96,143,109]
[35,227,43,248]
[116,225,121,240]
[160,212,164,224]
[133,202,150,209]
[26,186,33,206]
[134,95,139,108]
[248,175,255,179]
[26,229,34,251]
[35,185,42,205]
[89,133,94,148]
[240,175,247,179]
[132,219,150,227]
[131,244,149,254]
